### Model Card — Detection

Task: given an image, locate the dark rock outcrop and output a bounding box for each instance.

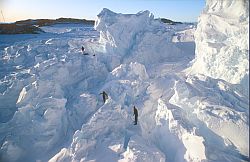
[0,23,44,34]
[158,18,182,25]
[0,18,95,34]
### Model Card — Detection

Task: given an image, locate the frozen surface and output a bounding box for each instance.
[0,1,249,162]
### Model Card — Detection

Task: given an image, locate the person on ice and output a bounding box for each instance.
[133,106,138,125]
[99,91,108,103]
[82,46,89,55]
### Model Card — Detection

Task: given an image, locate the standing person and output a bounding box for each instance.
[99,91,108,103]
[81,46,85,53]
[133,106,138,125]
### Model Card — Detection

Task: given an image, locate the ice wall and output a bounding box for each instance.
[94,8,188,70]
[191,0,249,96]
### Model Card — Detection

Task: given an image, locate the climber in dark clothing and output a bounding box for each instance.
[82,46,90,55]
[99,91,108,103]
[133,106,138,125]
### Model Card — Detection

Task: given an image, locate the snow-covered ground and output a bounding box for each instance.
[0,0,249,162]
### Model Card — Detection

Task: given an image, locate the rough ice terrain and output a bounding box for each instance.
[188,0,249,97]
[0,0,249,162]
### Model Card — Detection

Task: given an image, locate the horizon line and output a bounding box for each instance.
[0,17,198,24]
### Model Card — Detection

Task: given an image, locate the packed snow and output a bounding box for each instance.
[0,0,249,162]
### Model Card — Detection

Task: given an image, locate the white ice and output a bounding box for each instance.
[0,0,249,162]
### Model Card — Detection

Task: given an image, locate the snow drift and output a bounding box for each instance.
[190,0,249,97]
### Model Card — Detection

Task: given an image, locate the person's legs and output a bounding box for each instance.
[103,95,105,103]
[134,115,138,125]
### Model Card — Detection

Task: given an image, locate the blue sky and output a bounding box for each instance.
[1,0,205,23]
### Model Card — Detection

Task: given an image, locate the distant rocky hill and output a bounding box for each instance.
[158,18,182,25]
[0,18,95,34]
[0,23,44,34]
